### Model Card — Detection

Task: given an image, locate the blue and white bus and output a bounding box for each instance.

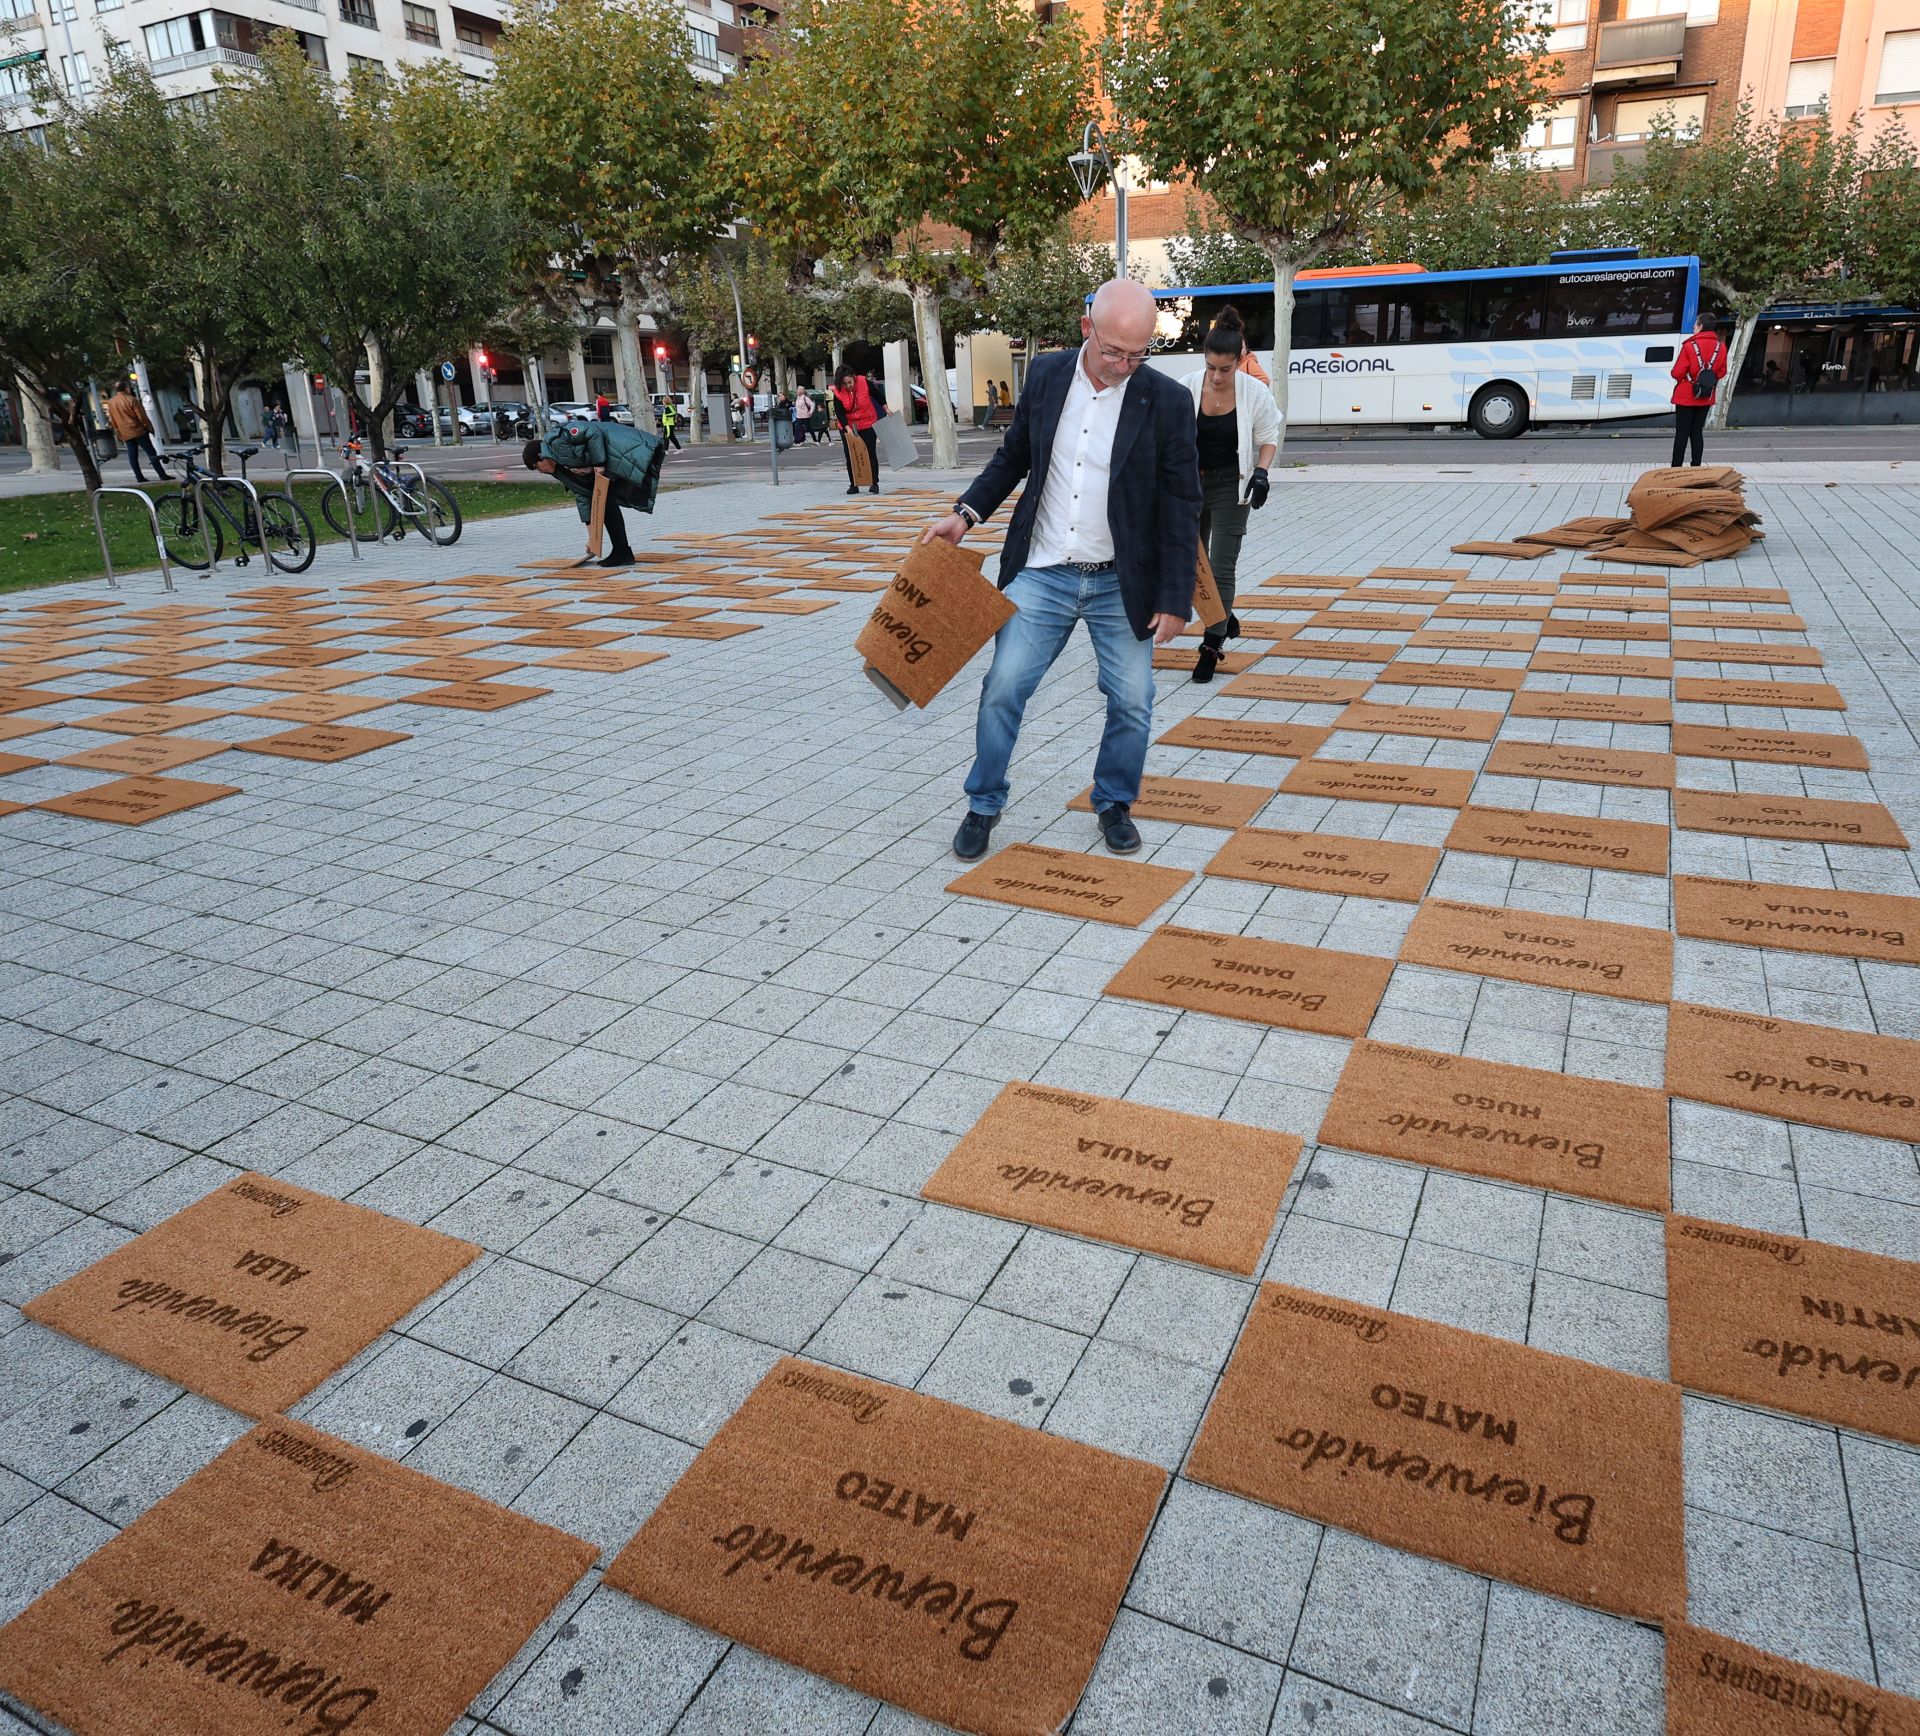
[1143,248,1701,439]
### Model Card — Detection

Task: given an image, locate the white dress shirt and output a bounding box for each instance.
[1026,346,1125,568]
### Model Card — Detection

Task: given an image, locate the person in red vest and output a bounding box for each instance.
[1670,312,1727,468]
[831,366,882,496]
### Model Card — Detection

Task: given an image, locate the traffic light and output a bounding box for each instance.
[476,350,494,380]
[746,333,759,355]
[654,343,668,362]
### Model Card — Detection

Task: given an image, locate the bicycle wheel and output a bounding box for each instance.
[158,488,222,570]
[394,476,462,546]
[258,495,317,574]
[320,477,394,541]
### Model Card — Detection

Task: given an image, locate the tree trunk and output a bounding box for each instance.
[1708,307,1760,433]
[910,284,958,470]
[1266,250,1297,445]
[195,352,228,475]
[688,339,706,444]
[17,375,60,475]
[366,339,393,456]
[47,384,103,492]
[613,292,659,434]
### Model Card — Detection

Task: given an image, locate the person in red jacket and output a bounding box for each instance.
[831,366,882,496]
[1670,312,1727,468]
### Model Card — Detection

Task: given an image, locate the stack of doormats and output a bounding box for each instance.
[1510,466,1764,568]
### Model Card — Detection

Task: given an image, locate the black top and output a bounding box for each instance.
[1196,406,1237,474]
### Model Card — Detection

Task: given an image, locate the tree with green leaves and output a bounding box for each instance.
[989,232,1114,352]
[1365,158,1617,271]
[1844,124,1920,311]
[1102,0,1549,425]
[1163,204,1273,289]
[490,0,725,433]
[1606,99,1865,428]
[718,0,1090,468]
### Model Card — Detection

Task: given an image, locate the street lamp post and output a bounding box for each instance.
[1068,120,1127,277]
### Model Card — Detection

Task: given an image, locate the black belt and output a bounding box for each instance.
[1065,559,1115,574]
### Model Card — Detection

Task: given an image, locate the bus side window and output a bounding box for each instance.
[1406,285,1467,343]
[1470,278,1545,341]
[1291,290,1327,350]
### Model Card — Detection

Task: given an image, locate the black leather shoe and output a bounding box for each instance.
[1191,645,1219,684]
[1097,803,1141,853]
[952,810,998,860]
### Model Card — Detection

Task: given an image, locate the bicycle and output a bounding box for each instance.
[154,443,317,574]
[319,441,462,546]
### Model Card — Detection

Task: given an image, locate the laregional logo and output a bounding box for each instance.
[1290,351,1393,375]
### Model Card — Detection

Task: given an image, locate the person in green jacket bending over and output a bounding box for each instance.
[522,419,666,567]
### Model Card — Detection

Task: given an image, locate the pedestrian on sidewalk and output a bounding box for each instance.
[793,387,818,443]
[922,278,1202,861]
[1670,312,1727,468]
[263,405,281,449]
[1188,305,1279,684]
[522,419,666,568]
[105,379,170,483]
[832,366,883,495]
[660,398,681,450]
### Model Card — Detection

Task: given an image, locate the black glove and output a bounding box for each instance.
[1245,466,1270,510]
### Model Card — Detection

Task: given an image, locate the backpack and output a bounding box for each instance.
[1685,334,1722,403]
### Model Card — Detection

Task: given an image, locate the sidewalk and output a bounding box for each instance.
[1,463,1917,1736]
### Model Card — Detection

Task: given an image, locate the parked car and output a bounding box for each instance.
[394,405,436,438]
[545,402,591,427]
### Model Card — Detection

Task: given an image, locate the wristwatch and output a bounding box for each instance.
[954,500,980,528]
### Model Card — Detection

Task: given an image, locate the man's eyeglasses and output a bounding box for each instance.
[1088,321,1151,366]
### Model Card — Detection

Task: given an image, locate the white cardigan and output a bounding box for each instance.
[1187,368,1283,492]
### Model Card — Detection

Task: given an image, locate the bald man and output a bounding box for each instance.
[926,280,1201,859]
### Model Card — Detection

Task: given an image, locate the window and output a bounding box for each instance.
[1325,290,1404,347]
[340,0,375,27]
[1290,291,1327,351]
[1612,92,1707,139]
[688,23,717,64]
[96,0,124,13]
[1624,0,1716,20]
[1405,284,1469,344]
[1545,267,1687,336]
[348,52,385,78]
[1877,30,1920,104]
[1545,0,1587,52]
[454,22,490,54]
[0,0,35,21]
[59,50,90,94]
[1468,276,1546,341]
[1518,98,1579,169]
[49,0,75,22]
[0,57,36,99]
[402,2,437,41]
[1785,58,1833,118]
[144,15,204,58]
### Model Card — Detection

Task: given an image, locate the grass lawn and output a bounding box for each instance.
[0,478,565,594]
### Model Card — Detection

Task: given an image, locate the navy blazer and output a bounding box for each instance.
[958,348,1202,640]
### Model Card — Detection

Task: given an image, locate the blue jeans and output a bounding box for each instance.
[964,563,1155,817]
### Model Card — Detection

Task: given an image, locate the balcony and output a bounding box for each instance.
[1592,14,1686,87]
[149,43,260,74]
[1585,140,1648,185]
[455,35,494,59]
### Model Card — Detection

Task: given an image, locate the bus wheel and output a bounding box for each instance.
[1469,383,1529,439]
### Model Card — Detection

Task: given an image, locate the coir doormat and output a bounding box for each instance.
[1665,1002,1920,1143]
[1672,641,1824,668]
[922,1081,1300,1274]
[1280,758,1476,809]
[1068,776,1274,828]
[1219,672,1373,704]
[23,1171,480,1416]
[1156,718,1331,759]
[1664,1621,1920,1736]
[1449,540,1551,559]
[1482,743,1677,789]
[237,726,411,763]
[1507,693,1674,725]
[1374,662,1526,694]
[36,776,240,826]
[1318,1040,1669,1210]
[1186,1282,1686,1622]
[1332,702,1503,743]
[1401,899,1673,1002]
[1674,874,1920,965]
[1670,725,1870,770]
[1667,1214,1920,1447]
[604,1359,1164,1736]
[1672,789,1909,849]
[1205,825,1441,903]
[399,682,552,712]
[1445,805,1669,876]
[1528,652,1674,680]
[946,842,1191,927]
[1674,678,1846,710]
[1152,646,1263,673]
[0,1416,595,1736]
[1103,923,1393,1038]
[55,739,232,776]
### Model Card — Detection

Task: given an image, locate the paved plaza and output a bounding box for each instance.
[2,459,1918,1734]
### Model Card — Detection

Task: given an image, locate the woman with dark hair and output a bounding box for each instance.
[1186,305,1280,683]
[832,365,882,495]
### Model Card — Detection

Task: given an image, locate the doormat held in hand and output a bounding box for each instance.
[1186,1282,1686,1622]
[1105,923,1392,1038]
[1318,1040,1669,1210]
[1068,776,1275,829]
[1156,718,1331,758]
[854,539,1012,709]
[1445,806,1669,877]
[1205,825,1441,903]
[22,1171,479,1416]
[1674,875,1920,965]
[1665,1003,1920,1143]
[1664,1622,1920,1736]
[1280,758,1476,809]
[1672,789,1909,848]
[1400,899,1674,1003]
[1667,1215,1920,1447]
[604,1358,1165,1736]
[923,1082,1300,1274]
[946,843,1191,927]
[0,1416,594,1736]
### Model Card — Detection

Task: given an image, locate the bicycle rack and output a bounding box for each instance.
[89,487,176,593]
[280,462,360,560]
[389,459,448,547]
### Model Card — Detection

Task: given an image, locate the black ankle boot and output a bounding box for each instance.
[1192,645,1219,684]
